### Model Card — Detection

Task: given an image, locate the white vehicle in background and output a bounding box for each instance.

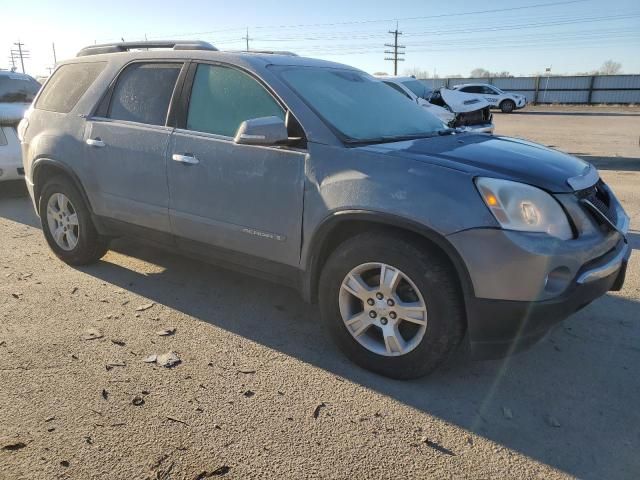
[0,70,40,182]
[452,83,527,113]
[377,76,494,134]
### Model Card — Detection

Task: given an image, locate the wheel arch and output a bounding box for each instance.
[32,158,94,215]
[302,210,475,306]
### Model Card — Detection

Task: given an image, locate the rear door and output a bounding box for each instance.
[84,62,184,233]
[167,62,305,266]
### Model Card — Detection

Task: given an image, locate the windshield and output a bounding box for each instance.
[401,80,432,100]
[275,66,445,143]
[0,75,41,103]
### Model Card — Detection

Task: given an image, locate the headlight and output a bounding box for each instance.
[475,177,573,240]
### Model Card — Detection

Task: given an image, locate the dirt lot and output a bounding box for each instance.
[1,107,639,480]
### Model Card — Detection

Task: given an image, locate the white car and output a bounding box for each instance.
[0,71,40,182]
[378,76,494,133]
[452,83,526,113]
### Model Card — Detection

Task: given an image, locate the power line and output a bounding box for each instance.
[384,24,405,76]
[295,28,640,52]
[110,0,589,43]
[296,34,639,56]
[246,11,640,43]
[250,0,589,30]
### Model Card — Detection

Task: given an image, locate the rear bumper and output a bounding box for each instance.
[0,165,24,181]
[467,240,630,359]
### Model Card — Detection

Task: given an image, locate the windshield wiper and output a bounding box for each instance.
[344,132,443,146]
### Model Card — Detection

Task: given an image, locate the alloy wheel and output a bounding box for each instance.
[338,262,428,357]
[46,193,79,251]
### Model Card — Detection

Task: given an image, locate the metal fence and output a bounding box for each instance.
[418,74,640,104]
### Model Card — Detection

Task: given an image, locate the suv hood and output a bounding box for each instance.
[361,133,592,193]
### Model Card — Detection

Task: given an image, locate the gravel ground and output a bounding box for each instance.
[1,108,639,479]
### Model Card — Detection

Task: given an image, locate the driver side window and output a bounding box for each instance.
[187,64,285,137]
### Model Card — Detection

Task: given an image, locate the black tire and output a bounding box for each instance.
[39,175,109,265]
[319,232,465,379]
[500,99,515,113]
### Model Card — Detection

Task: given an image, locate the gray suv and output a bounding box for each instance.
[20,41,630,379]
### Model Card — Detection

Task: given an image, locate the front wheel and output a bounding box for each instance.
[39,176,109,265]
[500,99,515,113]
[319,232,465,379]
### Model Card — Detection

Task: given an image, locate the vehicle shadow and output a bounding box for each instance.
[0,179,29,198]
[576,155,640,172]
[71,238,638,480]
[0,182,40,228]
[2,193,638,479]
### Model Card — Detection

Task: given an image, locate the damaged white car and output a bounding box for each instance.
[378,76,494,134]
[0,70,40,182]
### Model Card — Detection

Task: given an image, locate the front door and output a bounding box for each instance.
[480,85,501,107]
[84,62,184,233]
[168,63,305,267]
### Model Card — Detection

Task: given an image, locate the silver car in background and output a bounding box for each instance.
[379,76,494,133]
[0,70,40,182]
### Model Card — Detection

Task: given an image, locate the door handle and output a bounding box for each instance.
[172,153,199,165]
[86,138,105,148]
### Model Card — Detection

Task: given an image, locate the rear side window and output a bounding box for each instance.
[108,63,182,126]
[0,127,7,147]
[461,86,481,94]
[186,64,284,137]
[0,75,40,104]
[36,62,105,113]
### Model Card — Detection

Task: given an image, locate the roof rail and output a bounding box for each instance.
[76,40,218,57]
[228,50,298,56]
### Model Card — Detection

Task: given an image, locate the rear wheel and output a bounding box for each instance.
[319,232,465,379]
[500,99,516,113]
[39,176,109,265]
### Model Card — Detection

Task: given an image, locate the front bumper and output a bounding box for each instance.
[449,183,630,359]
[466,240,630,359]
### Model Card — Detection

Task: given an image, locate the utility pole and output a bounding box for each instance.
[243,27,252,51]
[52,42,57,65]
[13,41,27,73]
[384,23,404,76]
[7,53,17,72]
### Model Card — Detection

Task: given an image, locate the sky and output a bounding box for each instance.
[2,0,639,78]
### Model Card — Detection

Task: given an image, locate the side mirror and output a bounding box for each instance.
[234,116,288,146]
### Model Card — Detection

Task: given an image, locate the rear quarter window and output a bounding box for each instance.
[36,62,106,113]
[107,63,182,126]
